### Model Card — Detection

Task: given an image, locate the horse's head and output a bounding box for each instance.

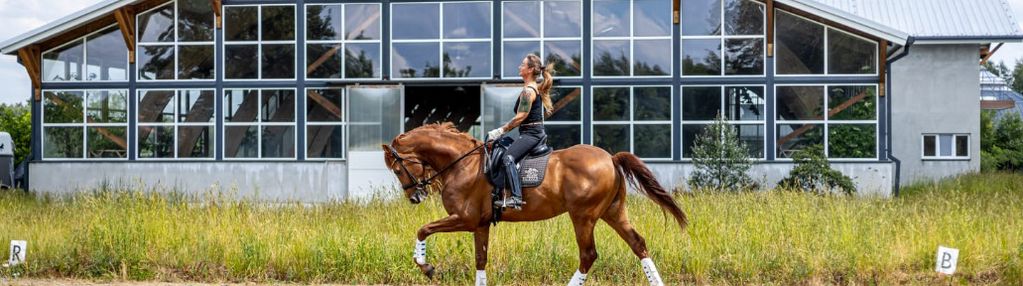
[382,141,432,204]
[382,123,479,204]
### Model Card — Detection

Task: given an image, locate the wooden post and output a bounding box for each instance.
[673,0,680,24]
[879,41,887,97]
[16,46,42,101]
[766,0,775,57]
[210,0,222,29]
[114,7,136,64]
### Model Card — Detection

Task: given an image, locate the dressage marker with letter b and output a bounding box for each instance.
[935,246,958,275]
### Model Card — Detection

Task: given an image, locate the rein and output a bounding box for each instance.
[387,142,486,194]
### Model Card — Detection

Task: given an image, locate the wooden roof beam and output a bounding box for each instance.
[114,7,136,64]
[981,43,1003,65]
[16,46,42,101]
[767,0,775,57]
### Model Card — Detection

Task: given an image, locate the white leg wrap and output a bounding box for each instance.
[641,258,664,286]
[567,270,587,286]
[413,239,427,265]
[475,270,488,286]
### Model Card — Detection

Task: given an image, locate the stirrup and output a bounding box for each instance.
[497,196,524,210]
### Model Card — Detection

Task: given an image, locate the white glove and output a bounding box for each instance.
[487,127,506,139]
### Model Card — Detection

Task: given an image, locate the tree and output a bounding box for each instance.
[688,114,757,191]
[777,145,856,195]
[1012,59,1023,94]
[0,103,32,165]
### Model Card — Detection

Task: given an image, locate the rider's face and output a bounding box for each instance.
[518,57,531,79]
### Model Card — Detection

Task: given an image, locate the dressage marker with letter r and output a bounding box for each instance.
[8,241,26,266]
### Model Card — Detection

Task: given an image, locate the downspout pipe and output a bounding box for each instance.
[885,36,915,197]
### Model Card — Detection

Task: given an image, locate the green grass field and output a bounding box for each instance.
[1,173,1021,285]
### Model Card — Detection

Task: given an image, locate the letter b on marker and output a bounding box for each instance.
[935,246,958,275]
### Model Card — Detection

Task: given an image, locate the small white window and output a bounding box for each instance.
[922,134,969,160]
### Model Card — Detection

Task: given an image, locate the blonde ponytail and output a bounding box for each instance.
[539,65,554,118]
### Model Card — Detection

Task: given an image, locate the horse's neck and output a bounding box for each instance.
[417,139,475,170]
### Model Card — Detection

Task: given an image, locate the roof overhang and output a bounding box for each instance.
[776,0,910,45]
[0,0,139,55]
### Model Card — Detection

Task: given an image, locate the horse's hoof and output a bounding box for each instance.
[419,263,436,279]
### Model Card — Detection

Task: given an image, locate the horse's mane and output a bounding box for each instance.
[402,122,481,145]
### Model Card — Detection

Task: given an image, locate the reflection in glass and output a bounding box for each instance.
[594,124,630,154]
[682,39,721,76]
[829,124,875,158]
[634,0,671,37]
[736,124,765,158]
[545,1,581,38]
[45,127,83,159]
[349,87,402,151]
[776,86,824,120]
[308,125,344,158]
[307,89,343,122]
[262,44,296,79]
[955,136,968,157]
[262,6,296,41]
[86,91,127,123]
[593,0,629,37]
[549,87,582,121]
[444,2,490,39]
[178,126,214,158]
[393,43,440,78]
[262,126,296,158]
[504,2,540,38]
[682,124,706,158]
[139,46,175,80]
[725,0,764,35]
[776,11,824,74]
[139,5,175,43]
[546,40,582,77]
[346,43,381,78]
[593,87,630,121]
[635,124,671,158]
[923,135,936,157]
[86,28,128,81]
[593,40,629,76]
[725,38,763,75]
[178,0,214,42]
[828,29,877,74]
[307,44,342,78]
[682,0,721,35]
[634,39,671,76]
[43,41,84,82]
[392,3,440,40]
[87,127,127,158]
[828,86,876,120]
[138,90,175,123]
[725,86,764,121]
[443,42,490,78]
[179,90,216,123]
[306,5,342,41]
[683,86,720,121]
[545,125,580,150]
[139,126,174,158]
[44,91,84,124]
[777,124,824,158]
[224,89,258,123]
[225,6,258,41]
[346,4,381,40]
[634,87,671,121]
[504,41,540,76]
[178,45,215,79]
[225,45,258,79]
[262,90,296,123]
[225,126,258,158]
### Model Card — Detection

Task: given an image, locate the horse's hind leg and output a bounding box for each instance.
[567,214,598,285]
[601,200,665,285]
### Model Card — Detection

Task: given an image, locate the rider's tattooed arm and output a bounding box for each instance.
[502,88,536,132]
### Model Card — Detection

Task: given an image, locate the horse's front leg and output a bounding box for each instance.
[474,226,491,286]
[414,214,473,279]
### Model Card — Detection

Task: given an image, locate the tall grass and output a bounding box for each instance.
[1,173,1021,285]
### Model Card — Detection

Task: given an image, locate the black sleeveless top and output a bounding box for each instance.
[514,86,545,126]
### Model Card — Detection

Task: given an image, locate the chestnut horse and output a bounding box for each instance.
[381,123,687,285]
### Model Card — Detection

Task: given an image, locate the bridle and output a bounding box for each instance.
[386,143,486,201]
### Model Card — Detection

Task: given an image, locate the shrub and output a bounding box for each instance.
[983,112,1023,172]
[777,145,856,195]
[688,114,757,191]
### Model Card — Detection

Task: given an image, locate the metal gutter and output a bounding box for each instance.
[911,35,1023,45]
[885,36,915,197]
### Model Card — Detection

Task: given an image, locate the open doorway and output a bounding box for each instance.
[403,85,482,138]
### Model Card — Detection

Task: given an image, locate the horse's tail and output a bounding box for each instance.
[612,152,688,231]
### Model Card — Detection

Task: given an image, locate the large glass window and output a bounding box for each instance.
[42,90,128,159]
[43,26,128,82]
[502,1,582,78]
[776,10,877,75]
[775,85,877,159]
[681,86,765,158]
[137,0,216,81]
[306,4,382,79]
[224,89,297,159]
[392,2,492,79]
[225,5,297,80]
[592,0,672,77]
[137,90,216,159]
[592,86,672,159]
[681,0,764,76]
[306,88,346,159]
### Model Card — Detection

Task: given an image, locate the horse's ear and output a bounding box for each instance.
[380,144,389,152]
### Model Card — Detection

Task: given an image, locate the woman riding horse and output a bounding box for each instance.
[486,54,554,210]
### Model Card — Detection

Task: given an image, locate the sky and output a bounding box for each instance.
[1,0,1023,105]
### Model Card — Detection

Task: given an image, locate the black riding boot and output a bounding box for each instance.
[497,154,525,209]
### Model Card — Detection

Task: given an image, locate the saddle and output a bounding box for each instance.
[485,135,552,188]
